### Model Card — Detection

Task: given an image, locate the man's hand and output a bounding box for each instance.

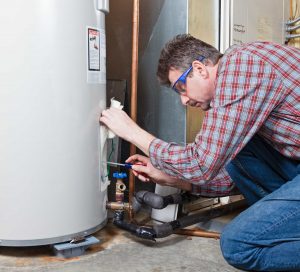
[100,108,155,155]
[126,154,191,191]
[100,108,139,142]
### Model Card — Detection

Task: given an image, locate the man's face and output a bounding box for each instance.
[168,61,216,111]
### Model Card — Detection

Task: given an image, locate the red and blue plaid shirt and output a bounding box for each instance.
[149,42,300,196]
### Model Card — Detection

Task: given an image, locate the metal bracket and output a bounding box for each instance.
[52,236,100,258]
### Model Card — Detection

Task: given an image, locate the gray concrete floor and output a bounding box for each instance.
[0,222,242,272]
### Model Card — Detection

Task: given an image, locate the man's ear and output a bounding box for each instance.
[192,60,209,79]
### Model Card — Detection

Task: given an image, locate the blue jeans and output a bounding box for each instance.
[221,135,300,271]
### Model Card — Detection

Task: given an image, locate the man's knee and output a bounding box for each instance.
[220,226,242,267]
[220,225,258,270]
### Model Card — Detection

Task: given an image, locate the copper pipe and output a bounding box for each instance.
[174,228,220,239]
[129,0,140,220]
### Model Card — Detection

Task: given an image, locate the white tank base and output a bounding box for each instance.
[0,219,107,247]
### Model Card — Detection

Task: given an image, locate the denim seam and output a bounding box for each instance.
[233,158,268,197]
[256,201,300,240]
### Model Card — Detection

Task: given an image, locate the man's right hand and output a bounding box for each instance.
[126,154,192,191]
[126,154,165,183]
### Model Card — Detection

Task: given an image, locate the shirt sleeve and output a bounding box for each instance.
[190,167,239,196]
[149,51,286,184]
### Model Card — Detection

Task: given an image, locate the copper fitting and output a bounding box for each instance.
[116,178,126,203]
[106,202,131,211]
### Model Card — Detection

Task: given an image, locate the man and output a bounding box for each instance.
[100,34,300,271]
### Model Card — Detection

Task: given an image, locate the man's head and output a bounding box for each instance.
[157,34,223,110]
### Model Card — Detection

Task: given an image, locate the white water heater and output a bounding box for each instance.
[0,0,109,246]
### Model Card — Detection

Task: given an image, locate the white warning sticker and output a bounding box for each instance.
[87,27,105,84]
[88,28,100,71]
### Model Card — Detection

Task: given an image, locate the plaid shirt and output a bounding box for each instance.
[149,42,300,196]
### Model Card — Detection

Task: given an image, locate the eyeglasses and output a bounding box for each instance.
[171,55,205,95]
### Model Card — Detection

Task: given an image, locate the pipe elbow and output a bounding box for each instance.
[134,191,182,210]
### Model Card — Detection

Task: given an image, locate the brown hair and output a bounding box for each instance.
[157,34,223,86]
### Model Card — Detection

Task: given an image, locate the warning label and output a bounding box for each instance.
[88,28,100,71]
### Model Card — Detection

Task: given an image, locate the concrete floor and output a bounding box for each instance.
[0,222,242,272]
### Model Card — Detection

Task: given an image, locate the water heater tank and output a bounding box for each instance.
[0,0,109,246]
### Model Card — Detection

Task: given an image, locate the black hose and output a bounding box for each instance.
[153,212,217,238]
[113,208,224,241]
